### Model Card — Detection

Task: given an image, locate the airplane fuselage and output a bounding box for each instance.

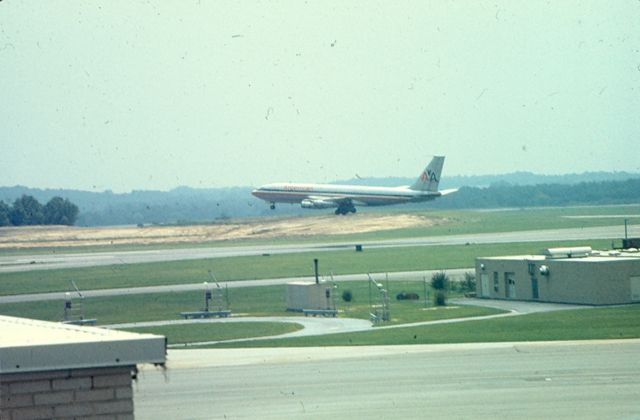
[251,183,441,207]
[251,156,454,214]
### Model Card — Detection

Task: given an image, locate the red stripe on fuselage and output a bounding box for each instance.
[252,189,416,205]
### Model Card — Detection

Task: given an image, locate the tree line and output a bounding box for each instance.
[0,174,638,227]
[432,178,640,209]
[0,195,79,227]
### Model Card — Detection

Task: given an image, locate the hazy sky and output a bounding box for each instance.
[2,1,639,192]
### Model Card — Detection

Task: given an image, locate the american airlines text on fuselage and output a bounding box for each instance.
[283,185,314,192]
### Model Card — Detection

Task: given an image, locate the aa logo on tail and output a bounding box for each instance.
[420,170,439,183]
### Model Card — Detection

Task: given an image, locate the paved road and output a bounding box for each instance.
[134,339,640,419]
[1,224,634,273]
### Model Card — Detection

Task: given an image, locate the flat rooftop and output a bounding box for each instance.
[0,316,165,374]
[479,247,640,263]
[480,254,640,262]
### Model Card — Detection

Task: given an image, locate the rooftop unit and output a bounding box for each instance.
[542,246,592,259]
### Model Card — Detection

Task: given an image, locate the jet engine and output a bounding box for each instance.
[300,199,336,209]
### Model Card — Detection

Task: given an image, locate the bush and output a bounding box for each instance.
[342,290,353,302]
[462,272,476,293]
[434,291,447,306]
[430,271,449,291]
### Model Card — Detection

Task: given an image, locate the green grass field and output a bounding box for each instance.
[122,322,304,345]
[0,281,500,325]
[4,275,639,348]
[208,305,640,348]
[0,286,289,324]
[0,239,613,296]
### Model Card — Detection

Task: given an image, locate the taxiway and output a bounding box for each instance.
[134,339,640,419]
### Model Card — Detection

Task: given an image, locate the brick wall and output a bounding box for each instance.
[0,365,135,420]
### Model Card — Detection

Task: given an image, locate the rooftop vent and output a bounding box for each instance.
[542,246,592,259]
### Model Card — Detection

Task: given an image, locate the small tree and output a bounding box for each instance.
[431,271,449,306]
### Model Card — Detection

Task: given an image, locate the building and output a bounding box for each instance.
[475,247,640,305]
[286,281,336,315]
[0,316,165,419]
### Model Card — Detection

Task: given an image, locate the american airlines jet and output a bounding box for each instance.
[251,156,457,215]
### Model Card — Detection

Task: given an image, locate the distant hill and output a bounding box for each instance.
[1,171,638,226]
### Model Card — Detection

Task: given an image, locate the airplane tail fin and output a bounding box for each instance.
[409,156,445,192]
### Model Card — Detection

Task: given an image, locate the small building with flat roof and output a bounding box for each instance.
[475,247,640,305]
[0,315,165,419]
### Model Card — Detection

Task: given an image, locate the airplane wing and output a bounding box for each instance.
[301,195,351,209]
[439,188,459,196]
[308,195,350,202]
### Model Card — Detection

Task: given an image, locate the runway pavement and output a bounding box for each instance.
[133,339,640,419]
[0,224,633,273]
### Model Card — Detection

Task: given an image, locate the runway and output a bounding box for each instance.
[134,339,640,419]
[0,224,632,273]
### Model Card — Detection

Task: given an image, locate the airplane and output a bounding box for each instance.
[251,156,457,215]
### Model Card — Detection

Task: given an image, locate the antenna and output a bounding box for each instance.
[367,274,390,323]
[207,270,221,289]
[69,280,83,298]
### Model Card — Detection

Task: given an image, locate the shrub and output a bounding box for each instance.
[430,271,449,291]
[342,290,353,302]
[462,272,476,293]
[434,291,447,306]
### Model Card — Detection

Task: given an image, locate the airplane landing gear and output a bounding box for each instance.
[335,202,356,215]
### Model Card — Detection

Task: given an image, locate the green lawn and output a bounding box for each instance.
[329,205,640,243]
[2,279,638,348]
[122,322,304,345]
[0,285,290,324]
[209,304,640,348]
[0,281,499,325]
[0,239,613,296]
